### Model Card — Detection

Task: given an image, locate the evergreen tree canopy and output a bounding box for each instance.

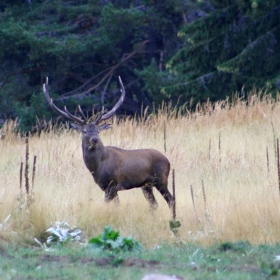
[0,0,280,130]
[163,0,280,104]
[0,0,191,130]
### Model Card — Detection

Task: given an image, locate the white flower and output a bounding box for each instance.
[275,255,280,261]
[0,214,11,230]
[46,221,82,245]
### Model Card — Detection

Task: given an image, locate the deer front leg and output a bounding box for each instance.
[104,187,119,204]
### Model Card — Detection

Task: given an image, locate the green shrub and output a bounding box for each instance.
[88,226,142,253]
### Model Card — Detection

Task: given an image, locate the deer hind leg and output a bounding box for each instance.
[155,181,174,209]
[160,189,174,209]
[141,185,158,210]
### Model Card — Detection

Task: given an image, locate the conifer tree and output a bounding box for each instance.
[163,0,280,104]
[0,0,187,129]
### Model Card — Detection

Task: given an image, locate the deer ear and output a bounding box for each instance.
[99,123,111,131]
[71,123,83,131]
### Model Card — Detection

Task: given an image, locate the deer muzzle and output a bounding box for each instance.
[90,136,99,143]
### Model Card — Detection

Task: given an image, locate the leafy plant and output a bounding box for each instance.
[88,226,142,253]
[169,219,181,235]
[218,241,251,253]
[46,221,82,246]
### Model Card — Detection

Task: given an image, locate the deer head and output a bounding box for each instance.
[43,77,125,150]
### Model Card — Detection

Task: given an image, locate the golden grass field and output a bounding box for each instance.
[1,93,280,248]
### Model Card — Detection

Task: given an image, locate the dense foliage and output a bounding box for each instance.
[0,0,280,130]
[0,0,187,130]
[164,0,280,103]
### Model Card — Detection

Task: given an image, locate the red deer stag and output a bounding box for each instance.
[43,77,174,210]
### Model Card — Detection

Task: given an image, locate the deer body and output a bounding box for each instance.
[84,146,169,190]
[43,77,174,209]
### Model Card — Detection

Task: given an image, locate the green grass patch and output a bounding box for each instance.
[1,242,280,279]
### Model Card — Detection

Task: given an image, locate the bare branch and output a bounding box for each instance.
[55,40,149,102]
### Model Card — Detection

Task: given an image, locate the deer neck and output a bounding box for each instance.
[82,139,106,174]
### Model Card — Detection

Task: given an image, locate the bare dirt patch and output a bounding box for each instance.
[40,254,160,268]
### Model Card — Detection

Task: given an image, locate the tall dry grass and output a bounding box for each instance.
[1,92,280,248]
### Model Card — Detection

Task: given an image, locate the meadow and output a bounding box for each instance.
[1,93,280,279]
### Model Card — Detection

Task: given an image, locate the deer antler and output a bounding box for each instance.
[43,77,86,125]
[95,76,125,124]
[43,76,125,125]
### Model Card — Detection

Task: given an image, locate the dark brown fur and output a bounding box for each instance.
[72,123,174,209]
